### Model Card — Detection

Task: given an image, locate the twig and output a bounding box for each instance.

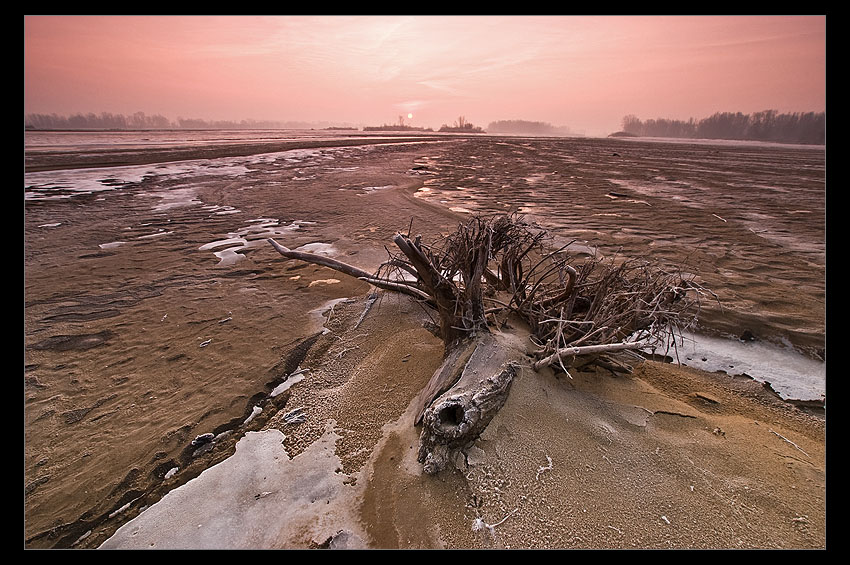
[533,340,650,371]
[536,455,553,480]
[770,429,810,458]
[472,508,519,536]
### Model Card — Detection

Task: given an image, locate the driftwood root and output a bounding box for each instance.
[267,214,711,475]
[418,362,517,475]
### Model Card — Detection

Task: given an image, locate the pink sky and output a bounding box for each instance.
[24,15,826,136]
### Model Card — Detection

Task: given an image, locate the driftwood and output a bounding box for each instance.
[414,332,518,474]
[268,214,709,474]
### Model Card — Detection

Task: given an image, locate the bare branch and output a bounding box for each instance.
[532,340,651,371]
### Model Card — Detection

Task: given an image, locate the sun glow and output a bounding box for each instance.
[407,113,413,119]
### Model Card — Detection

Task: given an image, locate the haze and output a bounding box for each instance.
[24,15,825,137]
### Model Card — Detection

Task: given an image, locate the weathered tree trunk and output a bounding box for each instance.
[383,230,519,473]
[414,332,518,474]
[268,214,707,475]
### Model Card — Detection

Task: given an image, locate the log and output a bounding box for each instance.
[268,233,521,475]
[416,333,520,474]
[267,238,372,280]
[413,337,480,426]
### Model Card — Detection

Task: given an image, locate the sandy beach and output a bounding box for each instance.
[24,134,826,549]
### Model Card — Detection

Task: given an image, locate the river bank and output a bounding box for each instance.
[24,134,826,548]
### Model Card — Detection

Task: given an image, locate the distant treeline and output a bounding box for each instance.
[437,116,484,133]
[620,110,825,145]
[362,124,433,132]
[23,112,347,131]
[438,124,484,133]
[486,120,574,136]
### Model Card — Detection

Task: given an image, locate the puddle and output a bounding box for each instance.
[655,332,825,402]
[199,219,318,266]
[293,242,337,256]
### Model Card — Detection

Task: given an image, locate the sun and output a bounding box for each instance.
[407,113,413,119]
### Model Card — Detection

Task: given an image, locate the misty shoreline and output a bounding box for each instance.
[25,128,824,175]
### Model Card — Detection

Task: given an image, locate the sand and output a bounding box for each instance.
[24,135,826,549]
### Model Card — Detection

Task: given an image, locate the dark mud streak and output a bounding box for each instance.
[24,135,449,173]
[28,330,117,352]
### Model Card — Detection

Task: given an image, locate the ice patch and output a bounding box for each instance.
[213,248,247,267]
[200,219,316,266]
[150,187,201,211]
[99,427,367,549]
[294,242,337,256]
[199,237,247,251]
[137,230,174,239]
[655,332,825,401]
[358,184,394,194]
[99,241,127,249]
[270,371,307,398]
[24,153,251,202]
[25,165,157,201]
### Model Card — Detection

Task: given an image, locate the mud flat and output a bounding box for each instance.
[24,135,825,549]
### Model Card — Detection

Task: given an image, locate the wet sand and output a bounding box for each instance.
[24,135,826,549]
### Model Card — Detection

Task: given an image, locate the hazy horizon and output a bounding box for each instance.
[24,15,826,138]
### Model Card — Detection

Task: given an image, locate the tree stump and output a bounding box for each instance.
[268,213,708,475]
[415,333,519,474]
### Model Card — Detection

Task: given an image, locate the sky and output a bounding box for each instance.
[24,15,826,137]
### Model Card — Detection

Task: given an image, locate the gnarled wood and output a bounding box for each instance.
[531,339,649,371]
[268,214,709,475]
[416,332,520,474]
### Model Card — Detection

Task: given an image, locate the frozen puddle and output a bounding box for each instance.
[150,186,201,211]
[657,332,825,402]
[293,242,337,256]
[99,241,127,249]
[99,426,366,549]
[24,157,251,201]
[199,219,318,266]
[25,165,156,201]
